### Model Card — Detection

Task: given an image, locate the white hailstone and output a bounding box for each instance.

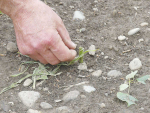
[118,35,126,41]
[73,11,85,20]
[128,28,140,36]
[140,22,148,27]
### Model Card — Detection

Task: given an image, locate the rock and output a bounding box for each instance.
[112,10,118,17]
[118,35,126,41]
[80,28,86,32]
[118,109,133,113]
[78,62,87,70]
[73,11,85,20]
[129,58,142,70]
[99,103,106,108]
[43,87,49,91]
[83,85,96,93]
[0,101,10,112]
[27,109,41,113]
[40,102,52,109]
[138,38,144,43]
[89,45,96,56]
[7,42,18,52]
[128,28,140,36]
[104,56,109,59]
[107,70,122,78]
[93,8,98,11]
[63,90,80,102]
[23,79,33,87]
[80,95,86,99]
[92,70,102,77]
[55,99,62,103]
[18,91,40,107]
[56,106,72,113]
[140,22,148,27]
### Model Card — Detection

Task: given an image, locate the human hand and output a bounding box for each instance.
[11,0,76,65]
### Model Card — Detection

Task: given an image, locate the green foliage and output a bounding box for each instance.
[117,71,150,107]
[0,11,3,15]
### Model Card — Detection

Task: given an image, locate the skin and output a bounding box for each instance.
[0,0,77,65]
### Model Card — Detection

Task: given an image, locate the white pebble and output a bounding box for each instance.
[23,79,33,87]
[99,103,106,108]
[40,102,52,109]
[93,8,98,11]
[138,38,144,42]
[107,70,122,78]
[78,62,87,70]
[129,58,142,70]
[63,90,80,102]
[27,109,41,113]
[73,11,85,20]
[140,22,148,27]
[118,35,126,41]
[83,85,96,93]
[128,28,140,36]
[92,70,102,77]
[89,45,96,56]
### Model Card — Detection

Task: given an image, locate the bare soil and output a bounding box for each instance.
[0,0,150,113]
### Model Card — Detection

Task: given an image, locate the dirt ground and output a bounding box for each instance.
[0,0,150,113]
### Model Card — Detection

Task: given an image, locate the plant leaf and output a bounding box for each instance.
[126,70,138,79]
[117,92,138,107]
[137,75,150,84]
[0,11,3,14]
[119,84,129,91]
[11,66,29,77]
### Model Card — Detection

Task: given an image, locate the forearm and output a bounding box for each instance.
[0,0,36,19]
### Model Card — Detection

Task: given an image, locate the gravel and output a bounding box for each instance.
[40,102,52,109]
[6,42,18,52]
[63,90,80,102]
[83,85,96,93]
[92,70,102,77]
[89,45,96,56]
[107,70,122,78]
[128,28,140,36]
[129,58,142,70]
[23,79,33,87]
[78,62,87,70]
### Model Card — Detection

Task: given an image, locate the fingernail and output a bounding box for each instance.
[71,41,77,49]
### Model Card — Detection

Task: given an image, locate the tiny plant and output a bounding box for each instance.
[0,47,97,94]
[0,11,3,15]
[117,70,150,107]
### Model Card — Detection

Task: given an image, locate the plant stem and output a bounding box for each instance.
[128,78,131,94]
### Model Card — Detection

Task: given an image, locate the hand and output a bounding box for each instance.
[11,0,76,65]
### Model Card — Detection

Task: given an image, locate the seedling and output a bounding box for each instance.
[0,47,98,94]
[117,70,150,107]
[0,11,3,15]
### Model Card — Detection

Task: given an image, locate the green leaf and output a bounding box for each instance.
[11,66,29,77]
[137,75,150,84]
[126,70,138,79]
[119,84,129,91]
[0,11,3,15]
[117,92,138,107]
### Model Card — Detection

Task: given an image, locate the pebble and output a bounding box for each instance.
[18,91,40,107]
[80,95,86,99]
[93,8,98,11]
[7,42,18,52]
[118,35,126,41]
[43,87,49,91]
[23,79,33,87]
[83,85,96,93]
[55,99,62,103]
[104,56,109,59]
[89,45,96,56]
[138,38,144,42]
[140,22,148,26]
[27,109,41,113]
[112,10,118,17]
[80,28,86,32]
[107,70,122,78]
[128,28,140,36]
[63,90,80,102]
[92,70,102,77]
[56,106,72,113]
[78,62,87,70]
[129,58,142,70]
[73,11,85,20]
[40,102,52,109]
[0,101,10,112]
[99,103,106,108]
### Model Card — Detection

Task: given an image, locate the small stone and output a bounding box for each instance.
[99,103,106,108]
[83,85,96,93]
[101,52,104,55]
[107,70,122,78]
[92,70,102,77]
[69,6,74,9]
[73,11,85,20]
[104,56,109,59]
[129,58,142,70]
[140,107,144,110]
[89,45,96,56]
[78,62,87,70]
[0,101,10,112]
[128,28,140,36]
[40,102,52,109]
[7,42,18,52]
[55,99,62,103]
[118,35,126,41]
[23,79,33,87]
[80,28,86,32]
[18,91,40,107]
[63,90,80,102]
[43,87,49,91]
[138,38,144,42]
[112,10,118,17]
[140,22,148,27]
[93,8,98,11]
[27,109,41,113]
[56,106,72,113]
[80,95,86,99]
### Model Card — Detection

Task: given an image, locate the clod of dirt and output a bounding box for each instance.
[107,70,122,78]
[129,58,142,70]
[78,62,87,70]
[73,11,85,20]
[63,90,80,102]
[128,28,140,36]
[6,42,18,52]
[89,45,96,56]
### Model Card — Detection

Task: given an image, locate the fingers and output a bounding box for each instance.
[49,31,77,62]
[57,23,76,49]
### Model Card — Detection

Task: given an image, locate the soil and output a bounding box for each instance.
[0,0,150,113]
